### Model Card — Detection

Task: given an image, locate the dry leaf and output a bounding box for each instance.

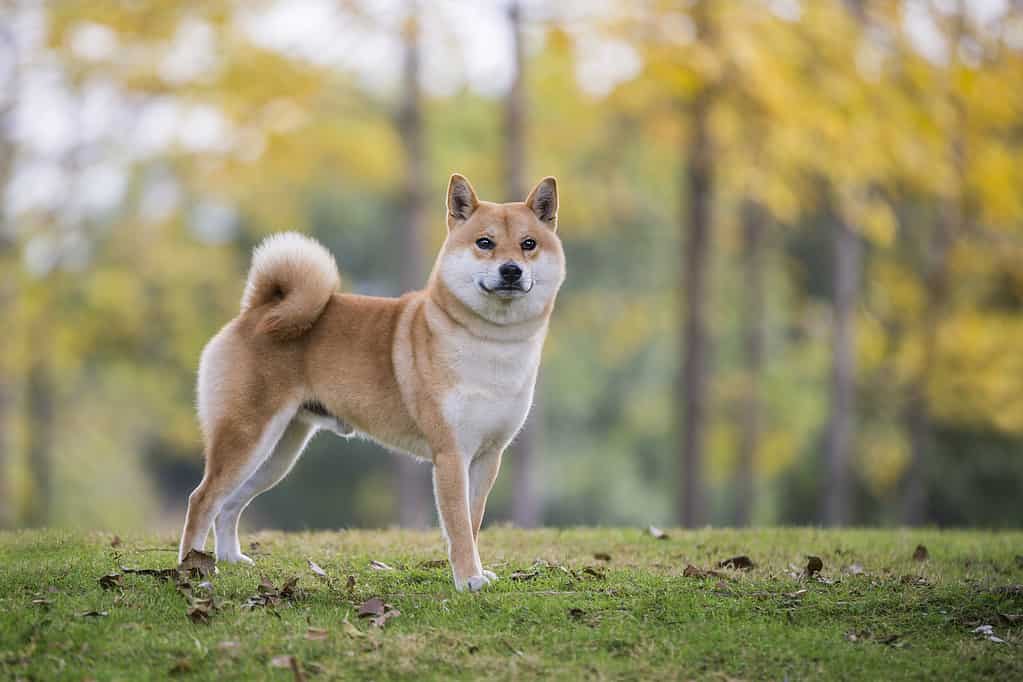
[582,566,606,580]
[187,597,215,624]
[179,549,216,578]
[369,560,395,571]
[307,560,328,579]
[568,607,586,621]
[98,573,123,590]
[683,564,726,580]
[305,627,329,641]
[345,575,356,592]
[718,556,755,571]
[648,525,669,540]
[121,566,180,581]
[509,570,539,582]
[110,535,121,548]
[357,597,400,628]
[806,556,823,577]
[912,545,929,561]
[593,552,612,562]
[79,610,109,618]
[169,658,191,675]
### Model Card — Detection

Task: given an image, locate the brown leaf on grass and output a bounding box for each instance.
[509,570,540,582]
[187,597,216,624]
[243,576,300,610]
[169,658,191,675]
[78,610,109,618]
[369,559,395,571]
[806,556,823,577]
[593,552,612,562]
[718,556,755,571]
[357,597,400,628]
[179,549,216,578]
[582,566,607,580]
[307,560,328,579]
[121,566,180,581]
[305,627,329,641]
[648,525,669,540]
[683,564,726,580]
[98,573,123,590]
[913,545,929,561]
[110,535,121,548]
[568,607,586,621]
[417,559,448,569]
[345,575,356,592]
[279,576,300,600]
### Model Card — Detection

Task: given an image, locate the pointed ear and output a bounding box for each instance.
[446,173,479,227]
[525,176,558,228]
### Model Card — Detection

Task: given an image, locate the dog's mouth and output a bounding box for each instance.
[479,280,533,298]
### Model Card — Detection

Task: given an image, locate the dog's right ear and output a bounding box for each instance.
[447,173,479,228]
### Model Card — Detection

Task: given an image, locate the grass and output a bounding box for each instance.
[1,527,1021,680]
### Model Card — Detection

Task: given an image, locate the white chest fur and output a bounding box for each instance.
[440,326,544,459]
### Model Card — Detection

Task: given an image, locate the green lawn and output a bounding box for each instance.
[1,527,1021,680]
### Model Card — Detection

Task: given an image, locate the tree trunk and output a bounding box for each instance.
[823,214,861,526]
[678,81,714,529]
[503,1,540,528]
[734,199,766,527]
[395,2,432,528]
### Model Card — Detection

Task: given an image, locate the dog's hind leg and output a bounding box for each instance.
[178,405,296,564]
[213,417,316,563]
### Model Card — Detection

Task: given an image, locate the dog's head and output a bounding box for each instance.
[437,173,565,326]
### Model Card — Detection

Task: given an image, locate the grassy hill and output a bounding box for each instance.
[1,527,1021,680]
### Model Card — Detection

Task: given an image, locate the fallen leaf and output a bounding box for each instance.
[845,563,865,575]
[307,560,328,579]
[418,559,448,569]
[509,570,540,582]
[593,552,612,562]
[179,549,216,578]
[79,610,109,618]
[683,564,727,580]
[345,575,356,592]
[806,556,823,577]
[718,556,755,571]
[110,536,122,548]
[98,573,123,590]
[279,576,300,599]
[582,566,606,580]
[357,597,400,628]
[358,597,386,618]
[169,658,191,675]
[305,627,329,641]
[913,545,929,562]
[568,607,586,621]
[369,560,394,571]
[648,525,669,540]
[187,597,216,624]
[121,566,180,581]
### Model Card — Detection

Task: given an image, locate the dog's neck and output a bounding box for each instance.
[424,271,552,344]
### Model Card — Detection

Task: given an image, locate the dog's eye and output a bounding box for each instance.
[475,237,495,250]
[521,238,537,251]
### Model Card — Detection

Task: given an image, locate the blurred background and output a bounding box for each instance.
[1,0,1022,534]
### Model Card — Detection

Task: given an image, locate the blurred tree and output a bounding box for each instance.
[395,1,432,529]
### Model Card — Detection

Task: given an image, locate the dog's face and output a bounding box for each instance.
[438,174,565,326]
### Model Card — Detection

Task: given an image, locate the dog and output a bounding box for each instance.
[178,174,565,591]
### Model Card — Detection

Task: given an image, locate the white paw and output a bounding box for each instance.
[218,552,254,565]
[482,569,498,582]
[466,575,491,592]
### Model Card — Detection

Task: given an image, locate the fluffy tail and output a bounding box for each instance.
[241,232,340,340]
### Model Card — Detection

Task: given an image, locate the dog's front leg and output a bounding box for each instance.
[469,447,503,582]
[433,451,488,591]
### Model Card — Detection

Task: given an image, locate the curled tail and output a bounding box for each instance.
[241,232,340,340]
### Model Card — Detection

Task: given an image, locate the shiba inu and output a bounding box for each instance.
[178,174,565,591]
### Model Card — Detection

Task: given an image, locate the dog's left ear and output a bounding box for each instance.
[447,173,479,228]
[525,176,558,229]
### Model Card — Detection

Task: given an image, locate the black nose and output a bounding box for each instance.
[499,262,522,284]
